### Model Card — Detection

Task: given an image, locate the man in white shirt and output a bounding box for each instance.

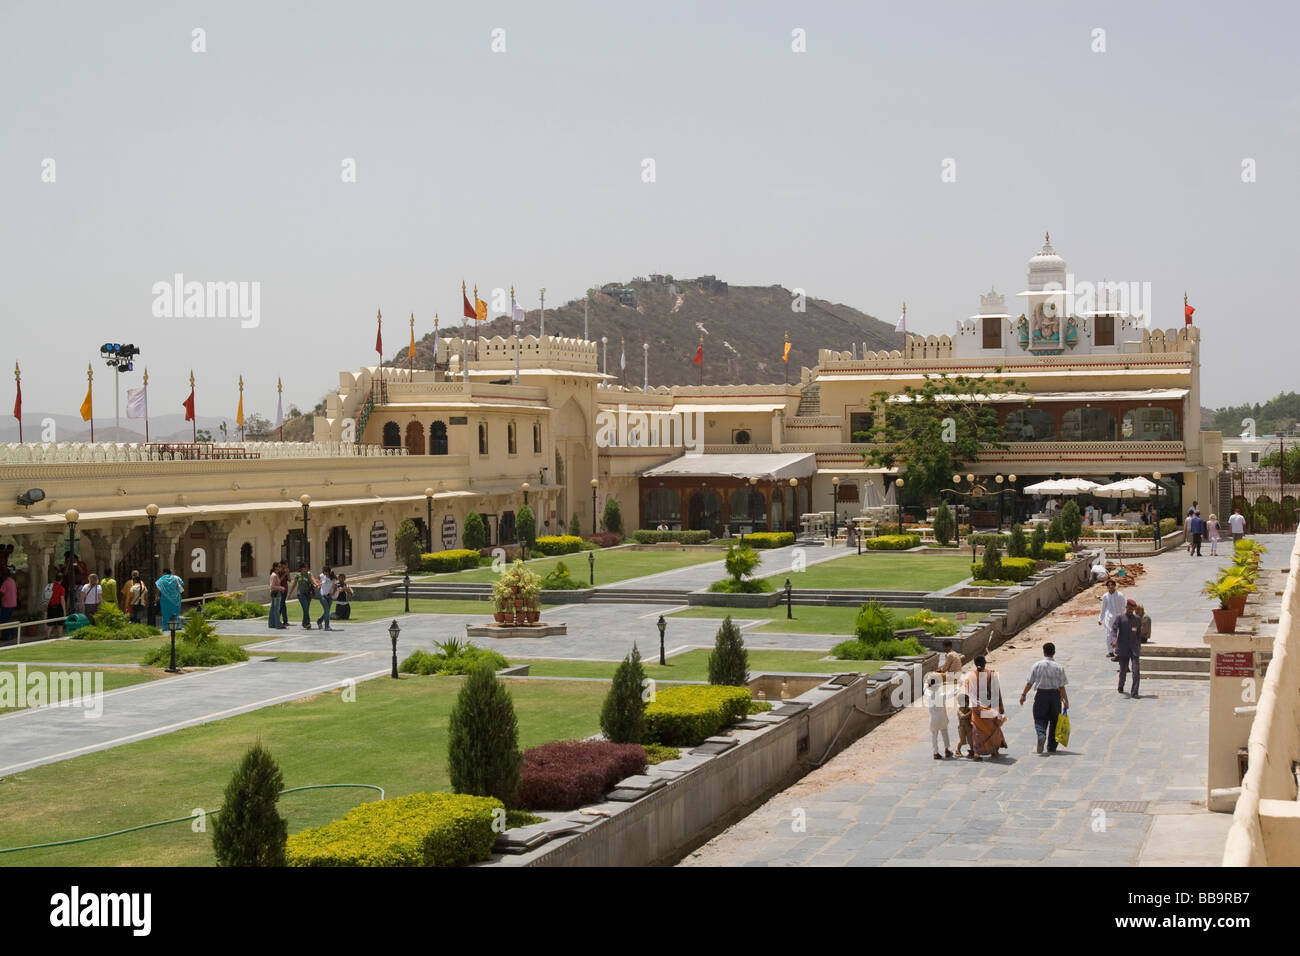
[1099,577,1125,659]
[316,568,335,631]
[1228,508,1247,542]
[1020,642,1069,754]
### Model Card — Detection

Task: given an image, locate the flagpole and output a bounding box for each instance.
[621,337,626,389]
[409,313,415,376]
[115,364,120,437]
[540,288,546,339]
[512,286,520,386]
[433,314,440,374]
[376,308,383,389]
[583,297,589,341]
[13,363,21,444]
[473,284,481,367]
[785,331,790,385]
[238,375,245,441]
[277,377,283,442]
[87,363,94,443]
[143,369,150,443]
[699,335,704,386]
[462,282,469,383]
[189,370,196,442]
[643,342,649,392]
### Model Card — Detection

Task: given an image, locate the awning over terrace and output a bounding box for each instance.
[642,452,816,482]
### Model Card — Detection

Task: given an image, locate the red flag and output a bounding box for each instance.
[1184,303,1195,324]
[463,290,477,320]
[693,344,703,365]
[182,388,195,422]
[375,323,382,356]
[12,379,20,421]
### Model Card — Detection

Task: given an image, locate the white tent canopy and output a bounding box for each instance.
[1022,478,1101,496]
[1093,476,1161,498]
[642,452,816,481]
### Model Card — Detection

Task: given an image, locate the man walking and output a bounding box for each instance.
[1188,510,1206,556]
[1020,642,1069,754]
[268,563,285,629]
[1228,506,1246,543]
[1116,599,1143,698]
[1099,577,1125,659]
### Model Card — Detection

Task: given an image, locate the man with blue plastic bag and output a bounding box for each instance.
[1020,642,1069,754]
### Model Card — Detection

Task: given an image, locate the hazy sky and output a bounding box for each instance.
[2,0,1296,419]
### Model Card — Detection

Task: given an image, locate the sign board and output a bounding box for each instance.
[449,415,468,425]
[441,514,458,550]
[955,611,968,623]
[1214,651,1254,678]
[370,521,388,560]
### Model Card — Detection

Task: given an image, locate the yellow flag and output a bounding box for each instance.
[410,325,416,357]
[475,296,487,321]
[79,382,93,421]
[236,392,244,428]
[782,341,792,362]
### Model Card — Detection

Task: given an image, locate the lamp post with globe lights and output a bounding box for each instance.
[145,503,159,625]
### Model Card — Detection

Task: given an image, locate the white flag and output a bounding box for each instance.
[126,386,148,419]
[895,310,906,334]
[275,390,283,429]
[512,298,526,324]
[620,345,626,371]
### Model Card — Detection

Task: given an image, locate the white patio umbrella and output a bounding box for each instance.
[1093,476,1159,498]
[1022,478,1100,496]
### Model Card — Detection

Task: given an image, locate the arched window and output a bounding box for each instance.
[239,542,254,578]
[643,487,680,528]
[533,423,542,453]
[325,526,353,567]
[507,422,517,455]
[281,530,306,570]
[478,423,488,455]
[430,420,448,455]
[1061,407,1116,442]
[1121,407,1179,441]
[382,421,401,448]
[728,487,768,533]
[1002,407,1056,442]
[499,510,517,544]
[405,420,425,456]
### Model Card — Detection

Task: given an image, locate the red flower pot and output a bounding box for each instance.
[1212,607,1239,634]
[493,611,506,624]
[527,610,539,624]
[1228,593,1247,614]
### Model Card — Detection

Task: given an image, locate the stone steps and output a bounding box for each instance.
[588,589,692,605]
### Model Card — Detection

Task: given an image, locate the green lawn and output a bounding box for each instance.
[668,604,956,636]
[0,633,273,666]
[0,665,161,713]
[0,676,606,867]
[421,548,721,585]
[520,648,882,681]
[763,553,971,592]
[326,598,558,623]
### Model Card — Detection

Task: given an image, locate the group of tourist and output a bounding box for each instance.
[268,562,351,631]
[36,565,175,635]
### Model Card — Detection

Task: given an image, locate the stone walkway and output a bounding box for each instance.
[681,535,1294,867]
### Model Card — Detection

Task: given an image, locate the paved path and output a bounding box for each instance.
[681,534,1294,867]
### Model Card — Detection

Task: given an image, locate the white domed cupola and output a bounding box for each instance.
[1026,232,1066,291]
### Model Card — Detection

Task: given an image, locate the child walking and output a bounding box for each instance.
[925,672,953,759]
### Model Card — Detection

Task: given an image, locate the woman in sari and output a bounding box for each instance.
[155,567,185,629]
[963,655,1007,760]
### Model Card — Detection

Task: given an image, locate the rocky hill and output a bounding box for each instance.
[399,276,903,386]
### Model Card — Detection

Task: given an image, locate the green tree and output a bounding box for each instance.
[516,504,536,554]
[854,600,895,642]
[724,542,760,584]
[243,413,273,439]
[1060,500,1082,547]
[600,643,647,743]
[568,513,582,537]
[463,511,486,551]
[1030,524,1046,559]
[395,518,423,571]
[980,541,1003,581]
[861,372,1024,502]
[932,503,955,545]
[447,664,521,806]
[707,616,749,686]
[602,497,624,536]
[1047,516,1064,543]
[1007,523,1027,558]
[211,742,287,867]
[1260,445,1300,483]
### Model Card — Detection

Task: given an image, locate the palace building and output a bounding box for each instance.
[0,237,1221,612]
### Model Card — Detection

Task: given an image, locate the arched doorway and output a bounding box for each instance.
[405,421,425,456]
[382,421,401,448]
[430,420,448,455]
[689,489,722,535]
[728,487,767,535]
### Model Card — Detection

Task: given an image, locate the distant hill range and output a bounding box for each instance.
[399,275,904,387]
[0,413,240,445]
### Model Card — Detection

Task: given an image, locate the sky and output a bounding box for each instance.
[2,0,1296,420]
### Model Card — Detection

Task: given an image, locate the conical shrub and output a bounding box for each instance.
[211,741,287,867]
[708,616,749,686]
[600,643,647,743]
[448,664,521,805]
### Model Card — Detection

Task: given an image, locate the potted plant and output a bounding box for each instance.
[1204,576,1245,633]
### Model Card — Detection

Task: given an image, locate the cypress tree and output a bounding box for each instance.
[600,643,647,743]
[708,616,749,686]
[211,741,288,867]
[463,511,486,551]
[980,541,1003,581]
[1008,523,1028,558]
[933,503,955,546]
[448,664,521,805]
[1030,524,1046,559]
[517,504,536,553]
[602,498,623,535]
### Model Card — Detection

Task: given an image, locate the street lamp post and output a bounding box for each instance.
[831,476,840,542]
[424,487,435,553]
[788,477,798,535]
[300,494,312,568]
[785,577,793,619]
[995,474,1004,532]
[64,510,78,622]
[388,620,401,678]
[656,614,666,665]
[588,550,595,586]
[590,478,599,533]
[522,481,530,507]
[146,504,158,626]
[895,478,905,534]
[403,573,410,613]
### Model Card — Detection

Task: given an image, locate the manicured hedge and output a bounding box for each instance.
[420,549,481,572]
[532,535,583,556]
[970,556,1037,582]
[863,534,921,550]
[286,792,502,867]
[644,684,752,746]
[632,529,711,544]
[1039,542,1070,562]
[515,741,648,811]
[742,531,795,549]
[584,532,623,548]
[969,534,1011,549]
